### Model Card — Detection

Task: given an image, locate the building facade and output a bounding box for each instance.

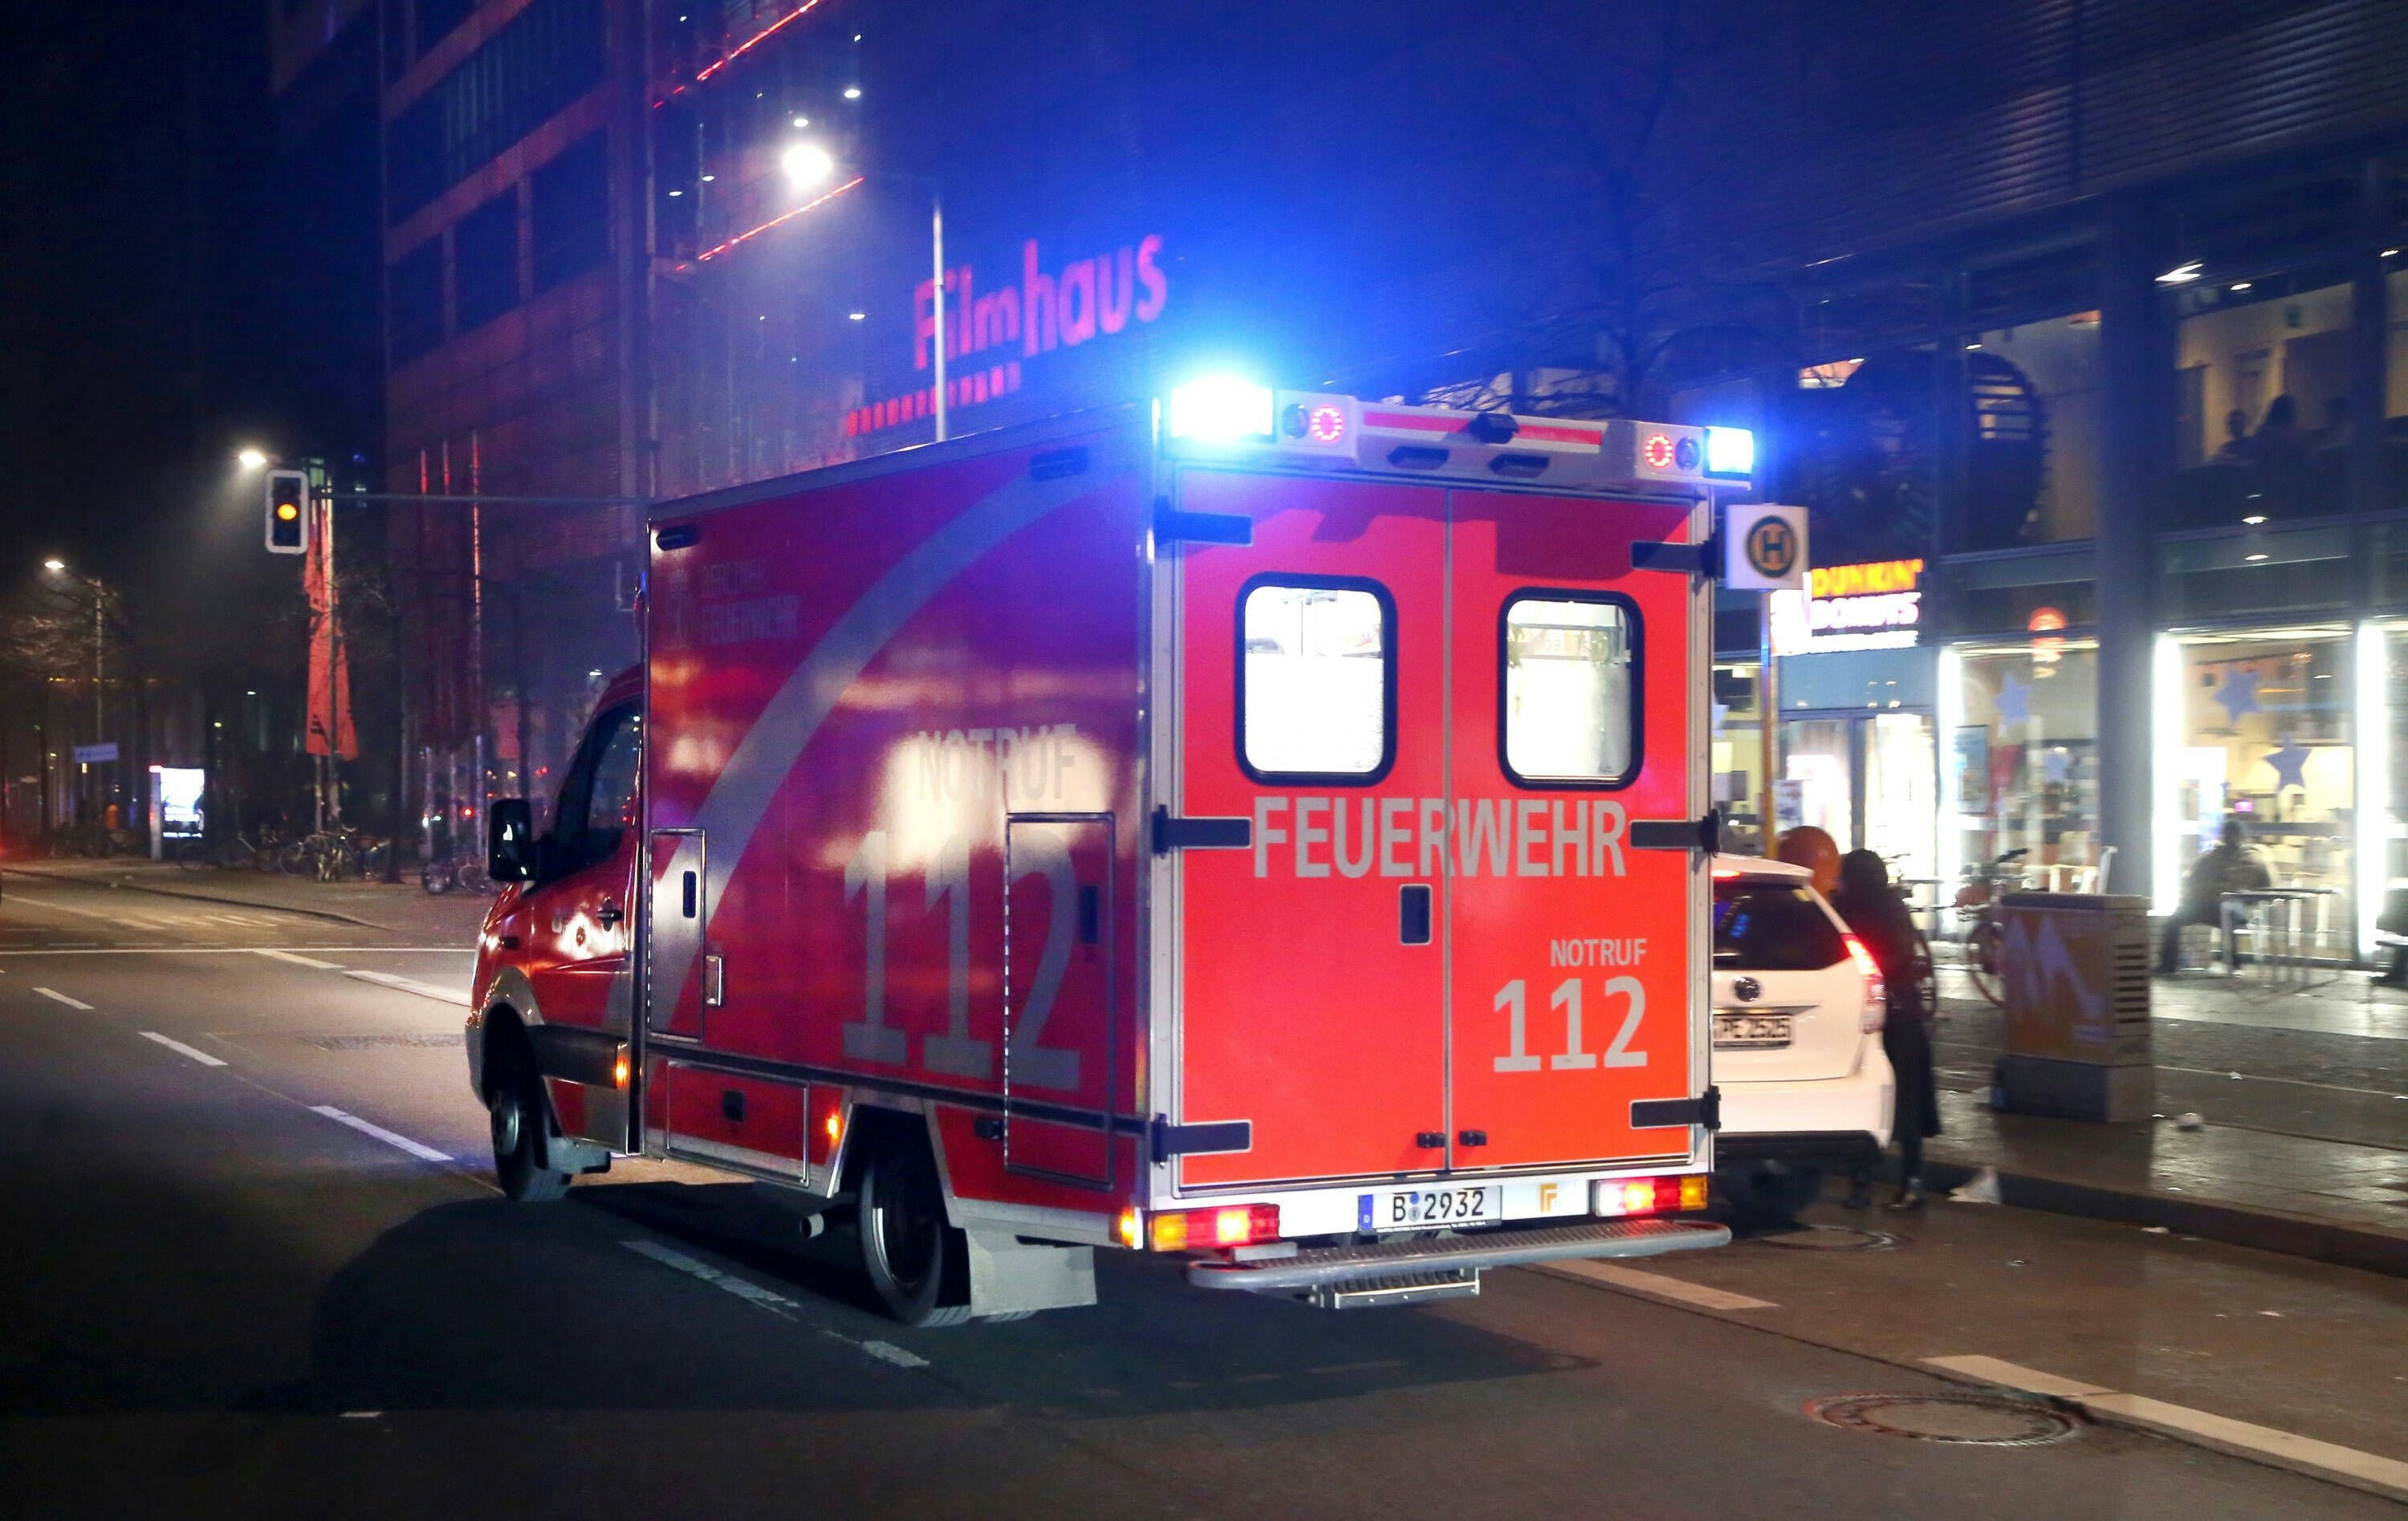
[364,0,2408,955]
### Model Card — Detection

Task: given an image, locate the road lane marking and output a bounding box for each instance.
[1536,1259,1777,1312]
[32,986,93,1010]
[1924,1355,2408,1502]
[620,1239,938,1368]
[139,1031,227,1067]
[253,949,343,970]
[1922,1355,2113,1399]
[308,1105,452,1162]
[343,969,469,1006]
[0,946,474,957]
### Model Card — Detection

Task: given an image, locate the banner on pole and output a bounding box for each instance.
[304,496,357,759]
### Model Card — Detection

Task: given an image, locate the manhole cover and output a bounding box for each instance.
[1756,1222,1899,1251]
[1806,1393,2081,1446]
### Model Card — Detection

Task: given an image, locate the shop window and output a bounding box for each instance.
[531,134,609,293]
[1775,344,1937,564]
[1946,644,2101,892]
[1965,312,2102,543]
[2382,263,2408,509]
[454,192,520,333]
[1501,596,1637,787]
[2170,271,2353,527]
[1710,663,1764,852]
[2163,632,2353,958]
[389,239,444,364]
[1239,580,1392,782]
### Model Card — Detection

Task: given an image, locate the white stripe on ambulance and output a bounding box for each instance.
[1251,796,1628,879]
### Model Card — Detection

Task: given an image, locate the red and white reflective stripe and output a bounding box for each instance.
[1357,410,1605,450]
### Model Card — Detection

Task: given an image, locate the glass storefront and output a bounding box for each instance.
[2170,270,2354,525]
[1711,643,1936,880]
[1942,641,2102,891]
[2158,628,2356,954]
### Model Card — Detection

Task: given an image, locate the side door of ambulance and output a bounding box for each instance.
[1445,490,1706,1171]
[1169,470,1450,1189]
[519,702,642,1149]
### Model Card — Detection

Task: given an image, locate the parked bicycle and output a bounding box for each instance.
[1952,848,2032,1007]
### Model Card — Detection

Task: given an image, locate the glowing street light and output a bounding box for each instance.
[782,141,836,190]
[42,558,64,572]
[236,447,270,470]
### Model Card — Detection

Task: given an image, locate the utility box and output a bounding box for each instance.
[1993,893,2153,1123]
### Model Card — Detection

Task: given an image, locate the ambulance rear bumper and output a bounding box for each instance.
[1186,1216,1729,1293]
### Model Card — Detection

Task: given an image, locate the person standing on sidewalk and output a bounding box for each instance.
[1833,849,1938,1211]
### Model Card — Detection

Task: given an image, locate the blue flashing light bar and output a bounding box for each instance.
[1704,425,1755,480]
[1169,377,1275,441]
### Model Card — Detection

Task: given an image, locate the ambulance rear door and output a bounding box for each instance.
[1444,487,1710,1172]
[1165,468,1450,1190]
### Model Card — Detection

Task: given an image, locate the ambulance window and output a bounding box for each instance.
[1239,578,1393,783]
[552,704,641,875]
[1501,594,1637,787]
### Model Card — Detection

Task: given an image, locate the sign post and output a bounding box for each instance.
[1723,506,1809,854]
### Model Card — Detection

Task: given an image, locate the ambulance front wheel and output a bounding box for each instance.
[489,1050,572,1202]
[857,1126,972,1327]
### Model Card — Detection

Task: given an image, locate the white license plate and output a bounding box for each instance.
[1714,1012,1792,1049]
[1364,1185,1501,1231]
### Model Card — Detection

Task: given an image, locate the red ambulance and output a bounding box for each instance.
[468,382,1746,1323]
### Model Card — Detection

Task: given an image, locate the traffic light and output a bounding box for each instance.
[265,470,309,555]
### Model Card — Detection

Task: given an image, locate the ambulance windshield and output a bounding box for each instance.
[1241,582,1389,778]
[1503,596,1633,784]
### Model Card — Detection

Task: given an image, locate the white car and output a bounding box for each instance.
[1709,855,1894,1222]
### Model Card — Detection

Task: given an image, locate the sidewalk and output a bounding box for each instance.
[1922,967,2408,1278]
[4,857,490,943]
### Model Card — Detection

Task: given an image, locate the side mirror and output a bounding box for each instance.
[488,798,537,884]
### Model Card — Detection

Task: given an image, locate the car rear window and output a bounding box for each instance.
[1714,881,1846,970]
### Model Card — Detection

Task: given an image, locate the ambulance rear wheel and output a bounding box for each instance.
[490,1052,572,1202]
[858,1128,971,1327]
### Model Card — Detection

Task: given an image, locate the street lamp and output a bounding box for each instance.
[782,140,950,442]
[41,559,108,827]
[235,447,270,470]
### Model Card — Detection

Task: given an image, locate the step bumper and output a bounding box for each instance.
[1186,1216,1730,1292]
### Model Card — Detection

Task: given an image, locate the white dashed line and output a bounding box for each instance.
[139,1031,227,1067]
[620,1239,941,1369]
[252,949,343,970]
[343,969,470,1006]
[1924,1356,2408,1502]
[31,986,94,1010]
[1536,1259,1777,1312]
[308,1105,452,1162]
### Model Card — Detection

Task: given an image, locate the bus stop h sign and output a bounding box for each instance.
[1723,505,1808,592]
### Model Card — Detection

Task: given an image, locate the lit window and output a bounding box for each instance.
[1503,596,1637,785]
[1240,580,1391,780]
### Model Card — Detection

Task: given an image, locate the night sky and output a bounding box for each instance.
[1,0,378,640]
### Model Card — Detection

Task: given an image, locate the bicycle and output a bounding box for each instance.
[420,852,492,896]
[1952,848,2032,1007]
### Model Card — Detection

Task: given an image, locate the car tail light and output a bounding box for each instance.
[1596,1175,1708,1218]
[1842,932,1887,1031]
[1116,1208,1142,1250]
[1148,1203,1280,1251]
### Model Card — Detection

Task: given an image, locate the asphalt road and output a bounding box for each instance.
[0,873,2398,1518]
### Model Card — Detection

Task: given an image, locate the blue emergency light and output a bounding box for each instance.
[1169,377,1275,441]
[1704,426,1755,480]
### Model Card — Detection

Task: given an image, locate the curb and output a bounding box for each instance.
[2,867,390,931]
[1918,1158,2408,1280]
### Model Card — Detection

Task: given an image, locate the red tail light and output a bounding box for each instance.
[1148,1203,1280,1251]
[1597,1175,1710,1218]
[1842,932,1888,1031]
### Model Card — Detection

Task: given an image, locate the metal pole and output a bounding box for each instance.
[1759,598,1780,856]
[931,192,947,443]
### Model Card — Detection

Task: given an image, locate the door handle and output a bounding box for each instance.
[1398,884,1432,946]
[596,899,624,929]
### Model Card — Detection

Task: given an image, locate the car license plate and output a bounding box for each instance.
[1364,1185,1501,1231]
[1714,1012,1792,1049]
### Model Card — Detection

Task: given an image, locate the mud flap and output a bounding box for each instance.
[964,1230,1098,1318]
